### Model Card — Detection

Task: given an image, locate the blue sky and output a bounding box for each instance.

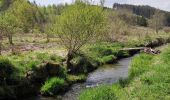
[29,0,170,11]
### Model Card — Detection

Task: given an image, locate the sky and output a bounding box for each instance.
[29,0,170,11]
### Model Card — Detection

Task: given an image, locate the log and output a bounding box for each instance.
[120,47,145,51]
[120,47,161,55]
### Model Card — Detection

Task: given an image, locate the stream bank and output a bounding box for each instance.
[1,37,170,100]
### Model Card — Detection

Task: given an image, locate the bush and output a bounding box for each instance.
[79,85,117,100]
[0,57,15,80]
[40,77,65,96]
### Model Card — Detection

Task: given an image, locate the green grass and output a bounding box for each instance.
[40,77,65,96]
[79,85,117,100]
[3,52,64,77]
[129,53,153,79]
[79,45,170,100]
[81,42,128,65]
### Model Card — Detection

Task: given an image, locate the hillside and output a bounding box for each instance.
[113,3,170,26]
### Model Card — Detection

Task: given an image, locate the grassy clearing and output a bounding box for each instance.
[79,45,170,100]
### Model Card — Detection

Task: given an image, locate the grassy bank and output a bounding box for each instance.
[1,35,170,98]
[79,45,170,100]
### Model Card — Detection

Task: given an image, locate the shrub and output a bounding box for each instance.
[40,77,65,96]
[79,85,117,100]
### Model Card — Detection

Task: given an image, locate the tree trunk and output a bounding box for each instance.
[0,42,2,55]
[66,51,74,72]
[46,34,50,43]
[8,33,13,45]
[156,29,159,34]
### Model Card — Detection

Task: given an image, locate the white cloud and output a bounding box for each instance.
[29,0,170,11]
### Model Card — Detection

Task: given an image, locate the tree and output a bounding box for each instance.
[149,10,165,33]
[136,16,148,27]
[0,25,3,55]
[0,11,20,45]
[11,0,37,33]
[100,0,105,7]
[106,11,128,42]
[0,0,13,11]
[53,1,107,70]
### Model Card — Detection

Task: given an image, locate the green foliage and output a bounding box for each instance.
[53,1,107,53]
[40,77,65,96]
[0,11,20,34]
[79,85,117,100]
[0,9,21,44]
[10,0,38,32]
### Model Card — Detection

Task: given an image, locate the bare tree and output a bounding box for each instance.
[0,32,2,55]
[106,11,128,42]
[100,0,105,7]
[149,10,165,33]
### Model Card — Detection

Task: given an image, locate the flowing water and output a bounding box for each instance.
[28,55,135,100]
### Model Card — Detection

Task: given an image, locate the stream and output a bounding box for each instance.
[28,55,135,100]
